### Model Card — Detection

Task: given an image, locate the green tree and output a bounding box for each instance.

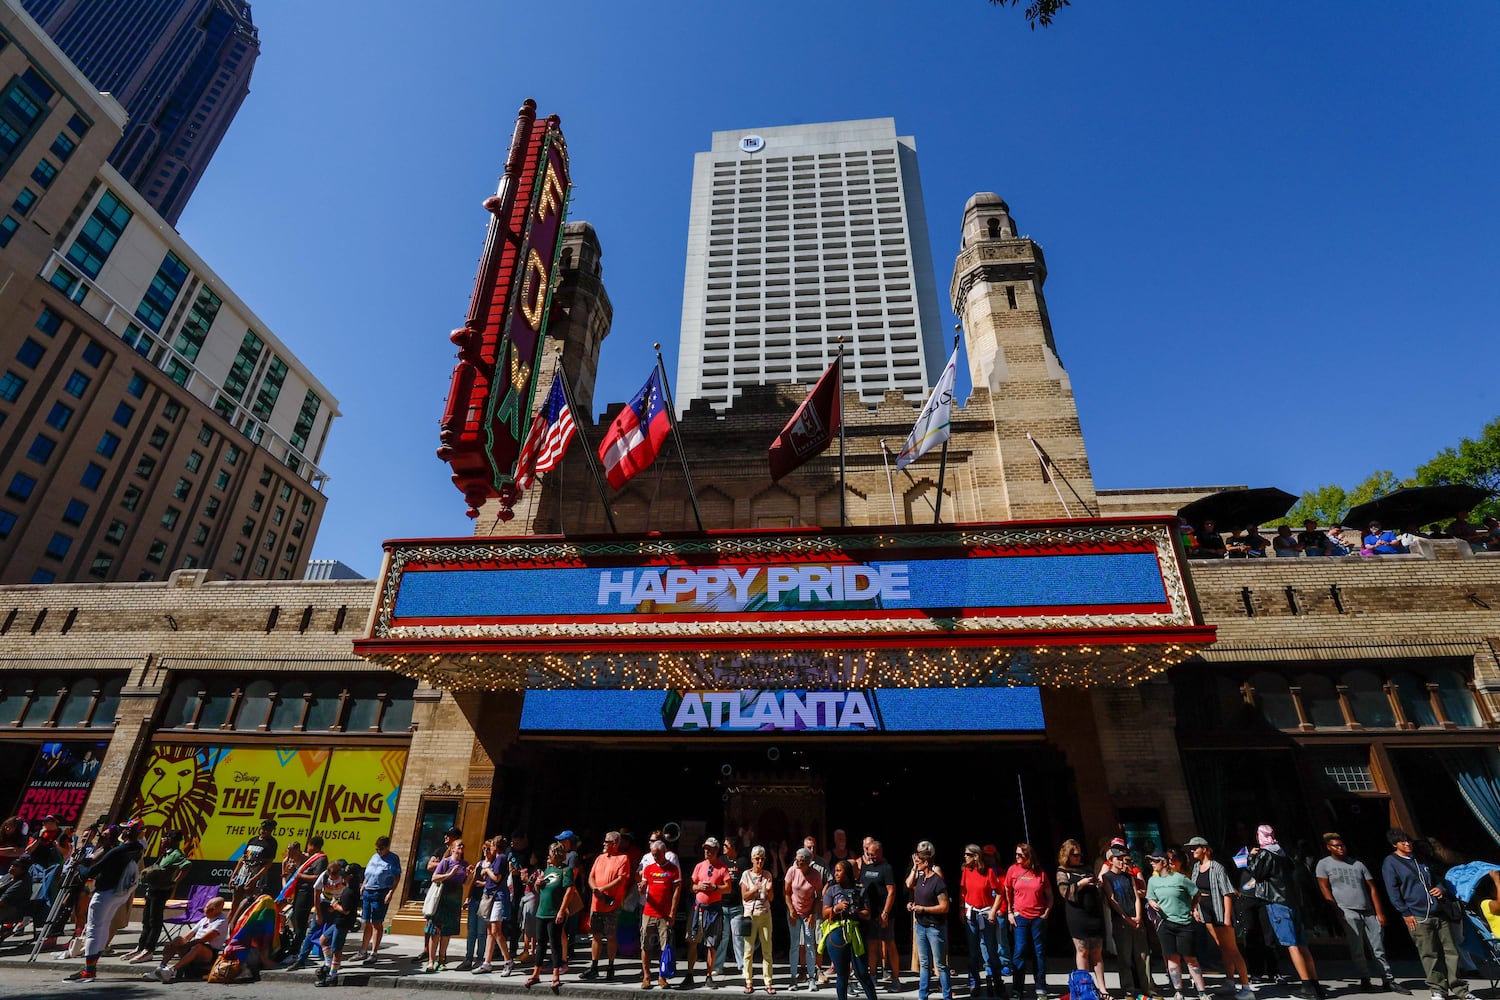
[989,0,1071,29]
[1280,470,1399,527]
[1413,416,1500,518]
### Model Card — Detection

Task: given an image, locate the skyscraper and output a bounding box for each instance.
[21,0,258,225]
[675,119,945,409]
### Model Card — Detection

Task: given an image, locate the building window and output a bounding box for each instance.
[0,370,25,401]
[89,552,112,578]
[44,401,72,430]
[50,132,74,161]
[182,554,198,569]
[7,472,37,500]
[163,400,181,422]
[63,370,90,397]
[66,190,132,279]
[278,484,292,502]
[30,568,54,584]
[44,532,71,559]
[223,330,264,403]
[172,286,221,363]
[146,539,166,564]
[186,451,202,472]
[214,470,229,490]
[192,523,208,545]
[0,508,15,538]
[148,427,168,450]
[250,492,263,512]
[66,113,88,137]
[161,508,179,531]
[226,444,241,466]
[172,478,191,500]
[136,252,188,332]
[80,341,104,366]
[0,215,17,246]
[135,455,156,479]
[96,431,120,457]
[231,543,244,564]
[121,323,154,358]
[253,555,268,575]
[197,425,212,445]
[11,188,36,215]
[104,520,126,543]
[26,434,54,463]
[283,544,296,563]
[163,359,189,386]
[272,507,284,526]
[240,516,254,537]
[35,307,62,336]
[30,159,57,189]
[61,499,87,525]
[120,487,141,511]
[252,356,287,420]
[204,496,220,519]
[290,390,321,451]
[80,462,104,490]
[127,374,146,398]
[16,337,43,368]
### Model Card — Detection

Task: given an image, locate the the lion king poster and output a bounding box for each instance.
[130,744,407,872]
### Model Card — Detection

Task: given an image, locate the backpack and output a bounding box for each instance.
[1067,970,1103,1000]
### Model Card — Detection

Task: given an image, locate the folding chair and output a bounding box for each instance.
[162,884,221,943]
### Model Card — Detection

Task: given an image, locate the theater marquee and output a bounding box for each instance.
[354,519,1214,690]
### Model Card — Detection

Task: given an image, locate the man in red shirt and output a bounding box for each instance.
[685,837,731,989]
[638,838,682,990]
[582,830,632,981]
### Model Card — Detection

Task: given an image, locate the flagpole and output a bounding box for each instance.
[878,439,900,523]
[931,331,960,525]
[558,364,618,533]
[1026,431,1073,518]
[655,343,704,532]
[836,341,846,527]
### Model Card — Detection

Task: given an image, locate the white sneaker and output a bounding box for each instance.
[154,966,175,983]
[474,963,493,974]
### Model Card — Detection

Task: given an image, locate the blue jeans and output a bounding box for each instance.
[915,922,953,1000]
[717,905,744,973]
[788,915,819,985]
[964,908,1007,983]
[296,918,329,962]
[827,925,879,1000]
[466,893,486,963]
[1011,915,1047,996]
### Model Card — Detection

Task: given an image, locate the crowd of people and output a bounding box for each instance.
[1180,512,1500,560]
[1,812,1495,1000]
[396,823,1492,1000]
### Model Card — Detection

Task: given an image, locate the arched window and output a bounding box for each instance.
[197,684,234,730]
[380,689,414,733]
[987,218,1001,238]
[20,679,65,727]
[91,677,123,727]
[1294,673,1345,728]
[269,680,309,731]
[1434,669,1480,727]
[1342,669,1395,728]
[162,677,202,728]
[1249,672,1298,729]
[55,677,99,727]
[1390,672,1438,727]
[303,680,343,731]
[344,680,383,733]
[0,674,33,726]
[234,679,276,731]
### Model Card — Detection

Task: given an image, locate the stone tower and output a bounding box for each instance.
[951,194,1097,519]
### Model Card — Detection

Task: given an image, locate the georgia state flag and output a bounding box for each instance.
[598,368,671,489]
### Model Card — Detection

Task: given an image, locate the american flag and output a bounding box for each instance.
[514,374,576,491]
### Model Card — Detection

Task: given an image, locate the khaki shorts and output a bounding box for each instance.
[641,916,673,957]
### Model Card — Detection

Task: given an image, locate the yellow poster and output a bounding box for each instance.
[130,744,406,865]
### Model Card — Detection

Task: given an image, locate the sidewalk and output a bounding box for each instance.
[0,916,1473,997]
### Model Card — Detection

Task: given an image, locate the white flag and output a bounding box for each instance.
[895,346,958,470]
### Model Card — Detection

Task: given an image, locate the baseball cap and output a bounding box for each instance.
[982,844,999,856]
[1106,846,1131,859]
[703,837,720,849]
[1183,836,1210,848]
[555,829,577,842]
[1146,853,1168,863]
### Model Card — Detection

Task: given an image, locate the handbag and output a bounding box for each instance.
[659,940,676,979]
[560,886,583,919]
[422,882,443,919]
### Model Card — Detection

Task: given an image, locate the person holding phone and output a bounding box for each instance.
[1055,840,1105,995]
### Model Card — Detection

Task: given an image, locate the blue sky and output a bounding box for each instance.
[175,2,1500,576]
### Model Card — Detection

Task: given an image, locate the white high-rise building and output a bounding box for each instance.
[675,119,945,409]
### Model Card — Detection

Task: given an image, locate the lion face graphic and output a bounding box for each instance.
[130,745,218,855]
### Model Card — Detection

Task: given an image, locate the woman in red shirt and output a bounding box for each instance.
[1005,843,1053,1000]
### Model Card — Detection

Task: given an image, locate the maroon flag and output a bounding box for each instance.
[769,355,842,482]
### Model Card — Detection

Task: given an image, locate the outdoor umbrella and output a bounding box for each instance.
[1341,484,1491,529]
[1177,487,1298,532]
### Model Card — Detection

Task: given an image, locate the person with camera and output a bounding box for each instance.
[64,818,143,983]
[125,828,192,964]
[823,859,880,1000]
[907,842,953,1000]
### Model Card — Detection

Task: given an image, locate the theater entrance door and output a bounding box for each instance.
[726,773,826,855]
